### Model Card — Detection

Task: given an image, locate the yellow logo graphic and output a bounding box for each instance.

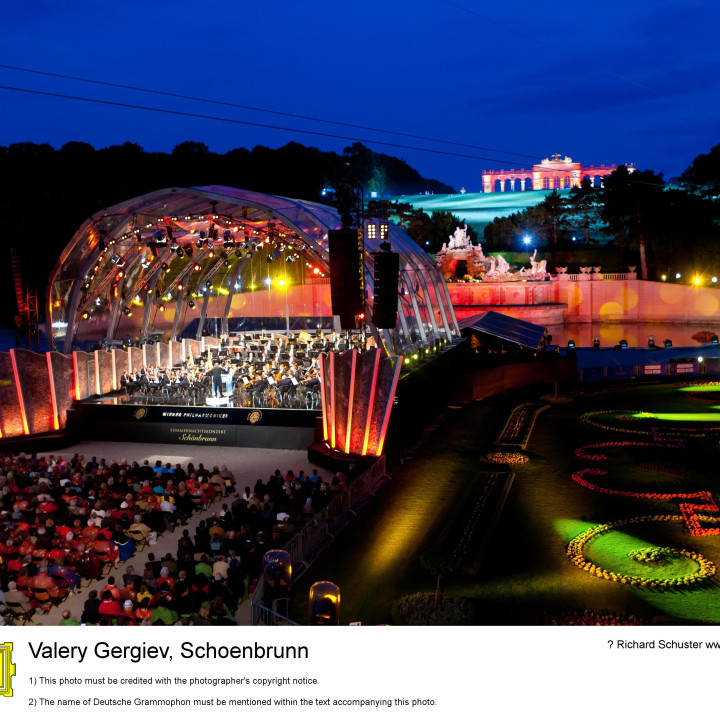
[0,642,15,697]
[247,410,262,424]
[133,407,148,420]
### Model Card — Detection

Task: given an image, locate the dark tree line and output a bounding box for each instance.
[0,140,454,327]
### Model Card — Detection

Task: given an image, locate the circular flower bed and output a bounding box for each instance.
[581,410,720,437]
[484,452,529,465]
[629,546,676,565]
[566,515,717,589]
[574,439,686,461]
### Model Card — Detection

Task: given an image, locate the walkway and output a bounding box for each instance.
[289,394,519,625]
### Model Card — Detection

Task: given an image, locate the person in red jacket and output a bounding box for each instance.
[98,589,122,617]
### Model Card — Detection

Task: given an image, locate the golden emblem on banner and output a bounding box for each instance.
[133,407,148,420]
[247,410,262,424]
[0,642,15,697]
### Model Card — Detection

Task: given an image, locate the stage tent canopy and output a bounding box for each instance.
[458,311,547,350]
[48,186,459,355]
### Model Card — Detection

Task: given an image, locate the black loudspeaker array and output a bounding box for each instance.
[371,250,400,329]
[328,229,365,329]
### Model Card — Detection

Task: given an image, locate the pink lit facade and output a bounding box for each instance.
[481,154,632,193]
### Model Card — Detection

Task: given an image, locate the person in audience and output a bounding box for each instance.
[0,449,343,627]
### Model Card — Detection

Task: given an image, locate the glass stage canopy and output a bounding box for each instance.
[48,186,459,356]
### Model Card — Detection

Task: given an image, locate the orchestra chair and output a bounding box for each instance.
[3,599,35,625]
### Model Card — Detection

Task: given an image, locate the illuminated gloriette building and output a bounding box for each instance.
[481,154,633,193]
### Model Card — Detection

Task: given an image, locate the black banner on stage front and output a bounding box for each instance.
[73,402,319,449]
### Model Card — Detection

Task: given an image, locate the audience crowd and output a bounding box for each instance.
[0,451,345,625]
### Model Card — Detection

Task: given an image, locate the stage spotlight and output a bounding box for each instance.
[177,283,184,291]
[567,340,575,349]
[185,245,194,257]
[161,262,169,272]
[223,230,235,248]
[619,339,628,348]
[664,339,672,347]
[593,337,600,348]
[197,230,207,249]
[234,249,242,258]
[208,249,215,259]
[158,304,166,312]
[188,300,195,309]
[224,260,231,267]
[176,248,184,258]
[123,307,132,316]
[81,311,89,320]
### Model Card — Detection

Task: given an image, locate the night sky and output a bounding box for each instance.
[1,0,718,190]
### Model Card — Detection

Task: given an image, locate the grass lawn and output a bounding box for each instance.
[290,381,720,625]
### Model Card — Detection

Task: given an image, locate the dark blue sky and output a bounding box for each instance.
[1,0,718,190]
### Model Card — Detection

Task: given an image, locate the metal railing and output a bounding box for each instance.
[250,455,388,625]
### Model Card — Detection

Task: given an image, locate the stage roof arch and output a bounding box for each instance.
[49,186,459,355]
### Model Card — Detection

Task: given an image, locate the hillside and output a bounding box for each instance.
[395,189,569,237]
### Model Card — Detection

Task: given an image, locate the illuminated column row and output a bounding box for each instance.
[0,349,74,438]
[318,348,403,457]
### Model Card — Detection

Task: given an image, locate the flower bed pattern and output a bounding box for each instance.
[581,409,720,438]
[496,403,546,448]
[571,467,720,536]
[484,452,529,465]
[566,515,717,588]
[547,610,648,626]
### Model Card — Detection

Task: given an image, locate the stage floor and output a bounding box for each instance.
[84,392,317,411]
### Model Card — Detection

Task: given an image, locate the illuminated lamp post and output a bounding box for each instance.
[308,581,340,626]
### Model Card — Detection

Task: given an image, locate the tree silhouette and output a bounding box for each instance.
[420,549,459,611]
